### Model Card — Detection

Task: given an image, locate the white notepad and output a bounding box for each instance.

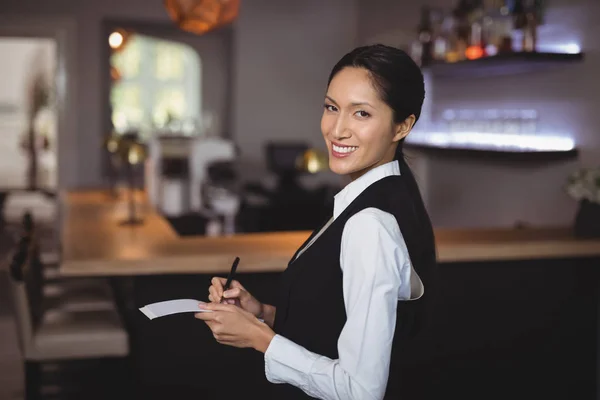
[139,299,211,320]
[139,299,265,322]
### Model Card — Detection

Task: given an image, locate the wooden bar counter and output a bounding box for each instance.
[59,190,600,277]
[57,190,600,400]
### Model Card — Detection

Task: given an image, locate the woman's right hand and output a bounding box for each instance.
[207,277,264,318]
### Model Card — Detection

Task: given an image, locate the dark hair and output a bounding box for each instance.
[326,43,425,159]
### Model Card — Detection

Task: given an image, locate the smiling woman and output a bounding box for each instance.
[321,67,415,181]
[199,44,437,400]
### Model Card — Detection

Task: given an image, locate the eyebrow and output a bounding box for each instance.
[325,95,374,108]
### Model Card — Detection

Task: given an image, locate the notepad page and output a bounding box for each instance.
[139,299,211,320]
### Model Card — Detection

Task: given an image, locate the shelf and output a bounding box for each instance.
[405,141,579,161]
[425,52,584,78]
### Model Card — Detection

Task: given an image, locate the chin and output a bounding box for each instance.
[328,159,356,177]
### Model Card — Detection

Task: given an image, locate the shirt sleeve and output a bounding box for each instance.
[264,208,409,400]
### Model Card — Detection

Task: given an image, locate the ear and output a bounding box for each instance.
[392,114,416,143]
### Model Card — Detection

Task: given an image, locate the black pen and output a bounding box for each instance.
[220,257,240,303]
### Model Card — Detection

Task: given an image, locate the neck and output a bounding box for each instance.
[349,151,397,181]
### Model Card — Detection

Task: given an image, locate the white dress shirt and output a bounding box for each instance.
[264,160,424,400]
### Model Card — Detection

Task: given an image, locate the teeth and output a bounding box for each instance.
[332,144,358,154]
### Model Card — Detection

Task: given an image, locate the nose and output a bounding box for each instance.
[331,114,351,141]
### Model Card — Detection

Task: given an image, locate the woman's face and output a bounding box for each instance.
[321,67,412,181]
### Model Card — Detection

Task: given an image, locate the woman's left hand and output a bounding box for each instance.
[195,302,276,353]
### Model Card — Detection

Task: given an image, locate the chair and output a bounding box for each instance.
[20,211,117,313]
[7,236,130,400]
[2,191,56,227]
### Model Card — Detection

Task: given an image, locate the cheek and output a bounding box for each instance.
[357,126,373,142]
[356,123,390,153]
[321,113,335,137]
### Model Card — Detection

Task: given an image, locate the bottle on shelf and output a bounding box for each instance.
[452,0,472,61]
[511,0,528,31]
[443,13,462,63]
[466,5,487,60]
[417,5,434,66]
[511,0,538,52]
[521,0,542,52]
[482,0,513,54]
[432,8,450,62]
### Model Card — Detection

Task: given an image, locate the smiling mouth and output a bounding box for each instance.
[331,143,358,154]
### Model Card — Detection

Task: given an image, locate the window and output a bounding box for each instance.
[110,34,201,138]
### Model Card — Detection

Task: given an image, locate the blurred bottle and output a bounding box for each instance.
[417,5,434,66]
[452,0,472,61]
[466,4,486,60]
[511,0,527,31]
[511,0,536,51]
[432,8,450,62]
[483,0,514,54]
[444,13,461,63]
[522,0,540,52]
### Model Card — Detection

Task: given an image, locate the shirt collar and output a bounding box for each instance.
[333,160,401,219]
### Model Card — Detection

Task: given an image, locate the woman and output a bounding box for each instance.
[196,44,437,400]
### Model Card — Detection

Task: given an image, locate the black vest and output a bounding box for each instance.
[270,172,438,399]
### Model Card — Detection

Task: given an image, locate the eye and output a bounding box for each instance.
[355,110,370,118]
[324,104,337,112]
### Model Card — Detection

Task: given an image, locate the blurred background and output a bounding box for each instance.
[1,0,599,399]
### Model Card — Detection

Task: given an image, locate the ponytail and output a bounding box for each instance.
[395,141,438,334]
[394,142,427,225]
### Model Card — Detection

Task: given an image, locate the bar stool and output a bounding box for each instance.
[2,191,56,228]
[20,212,117,313]
[7,238,130,400]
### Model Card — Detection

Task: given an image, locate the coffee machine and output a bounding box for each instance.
[145,135,236,217]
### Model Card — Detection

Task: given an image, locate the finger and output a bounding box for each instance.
[194,311,217,320]
[222,287,243,299]
[208,294,228,304]
[216,276,242,289]
[208,286,220,302]
[201,302,236,313]
[215,336,237,344]
[213,333,237,344]
[204,320,219,331]
[212,276,228,288]
[204,321,231,339]
[215,338,243,348]
[211,277,225,298]
[211,330,236,340]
